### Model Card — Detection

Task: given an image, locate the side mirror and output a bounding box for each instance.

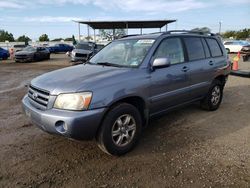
[152,57,171,69]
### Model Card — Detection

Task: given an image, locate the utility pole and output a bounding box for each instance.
[219,21,222,35]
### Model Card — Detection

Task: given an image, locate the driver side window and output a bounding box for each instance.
[154,38,184,65]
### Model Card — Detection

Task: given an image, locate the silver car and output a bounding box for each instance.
[71,42,104,63]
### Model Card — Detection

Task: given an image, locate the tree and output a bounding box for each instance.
[39,34,49,42]
[222,30,236,39]
[99,29,126,40]
[64,37,72,41]
[51,38,63,42]
[235,28,250,39]
[72,35,77,45]
[17,35,31,45]
[0,30,15,42]
[222,28,250,39]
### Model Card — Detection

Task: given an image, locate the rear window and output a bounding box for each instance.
[206,38,223,57]
[184,37,205,61]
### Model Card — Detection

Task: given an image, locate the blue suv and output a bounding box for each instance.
[22,31,231,155]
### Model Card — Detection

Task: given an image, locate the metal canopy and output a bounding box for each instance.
[74,20,176,29]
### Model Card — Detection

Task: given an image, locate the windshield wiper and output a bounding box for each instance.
[96,62,124,67]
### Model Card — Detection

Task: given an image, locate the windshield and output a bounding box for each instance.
[22,46,36,52]
[89,39,155,67]
[75,43,93,50]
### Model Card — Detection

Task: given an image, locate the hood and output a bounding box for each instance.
[72,49,92,54]
[31,64,130,95]
[15,51,34,55]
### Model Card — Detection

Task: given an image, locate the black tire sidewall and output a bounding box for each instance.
[98,103,142,155]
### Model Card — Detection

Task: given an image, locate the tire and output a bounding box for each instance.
[200,80,223,111]
[96,103,142,156]
[47,54,50,60]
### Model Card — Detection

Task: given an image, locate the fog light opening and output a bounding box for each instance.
[55,121,68,133]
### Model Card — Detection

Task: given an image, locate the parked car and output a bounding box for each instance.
[15,46,50,62]
[22,31,231,155]
[223,40,250,53]
[48,43,73,53]
[10,44,28,53]
[70,42,105,63]
[0,47,10,60]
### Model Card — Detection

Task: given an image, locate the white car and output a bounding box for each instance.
[223,41,250,53]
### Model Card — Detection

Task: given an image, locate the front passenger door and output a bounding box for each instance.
[149,37,190,115]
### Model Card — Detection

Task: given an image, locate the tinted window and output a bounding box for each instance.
[154,38,184,64]
[201,38,211,58]
[184,37,205,61]
[206,38,223,57]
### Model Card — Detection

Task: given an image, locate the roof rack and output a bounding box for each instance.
[164,30,216,36]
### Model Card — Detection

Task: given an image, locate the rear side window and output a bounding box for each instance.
[206,38,223,57]
[201,38,211,58]
[184,37,205,61]
[154,37,184,64]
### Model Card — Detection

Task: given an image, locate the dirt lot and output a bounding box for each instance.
[0,54,250,188]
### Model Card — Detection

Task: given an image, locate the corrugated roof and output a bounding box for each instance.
[74,20,176,29]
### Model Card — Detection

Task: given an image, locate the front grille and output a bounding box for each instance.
[28,85,50,110]
[16,55,27,58]
[75,53,88,58]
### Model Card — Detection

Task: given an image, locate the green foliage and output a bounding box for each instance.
[51,38,63,42]
[72,35,77,45]
[0,30,15,42]
[39,34,49,42]
[17,35,31,45]
[222,28,250,39]
[64,37,73,41]
[99,29,126,40]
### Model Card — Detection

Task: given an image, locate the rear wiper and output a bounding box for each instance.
[96,62,123,67]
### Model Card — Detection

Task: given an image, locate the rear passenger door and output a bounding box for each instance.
[183,36,214,99]
[149,37,190,115]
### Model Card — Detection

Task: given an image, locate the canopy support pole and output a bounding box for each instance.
[87,25,90,41]
[78,23,81,41]
[140,28,142,35]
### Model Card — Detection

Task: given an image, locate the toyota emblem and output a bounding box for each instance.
[32,92,38,99]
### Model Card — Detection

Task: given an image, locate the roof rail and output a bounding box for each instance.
[164,30,216,36]
[119,34,140,38]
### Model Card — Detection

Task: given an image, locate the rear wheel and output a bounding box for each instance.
[96,103,142,156]
[200,80,223,111]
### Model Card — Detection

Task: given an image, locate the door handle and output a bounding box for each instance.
[182,66,189,72]
[209,61,214,66]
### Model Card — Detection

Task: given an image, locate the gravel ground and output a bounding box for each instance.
[0,54,250,188]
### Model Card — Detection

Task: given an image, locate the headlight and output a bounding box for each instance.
[54,92,92,111]
[71,51,76,56]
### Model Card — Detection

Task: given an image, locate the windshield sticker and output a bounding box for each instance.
[136,39,155,44]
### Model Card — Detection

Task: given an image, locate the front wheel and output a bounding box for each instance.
[96,103,142,156]
[200,80,223,111]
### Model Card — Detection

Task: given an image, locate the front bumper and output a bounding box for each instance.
[22,95,106,140]
[71,56,88,62]
[15,56,33,62]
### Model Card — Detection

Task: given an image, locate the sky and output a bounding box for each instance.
[0,0,249,40]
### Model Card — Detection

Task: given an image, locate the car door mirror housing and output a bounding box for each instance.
[152,58,171,69]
